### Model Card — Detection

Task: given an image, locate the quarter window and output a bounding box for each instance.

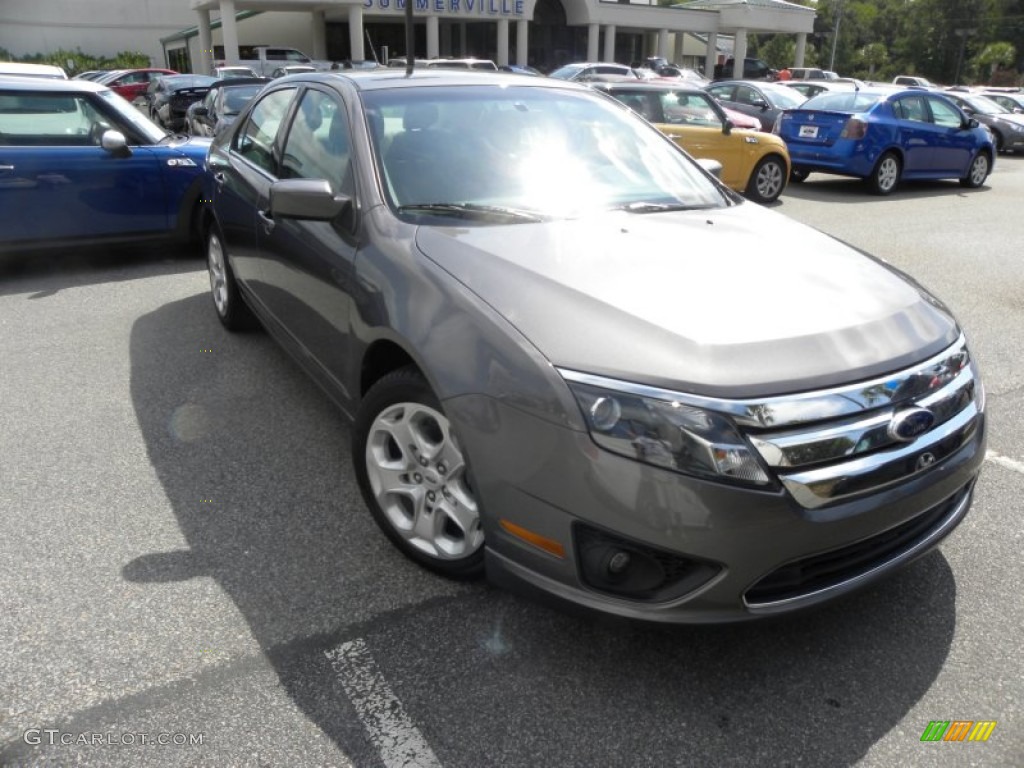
[236,87,296,174]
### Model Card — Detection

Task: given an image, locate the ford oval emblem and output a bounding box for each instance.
[888,407,935,442]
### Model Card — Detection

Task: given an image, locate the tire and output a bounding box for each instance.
[206,223,257,331]
[745,155,787,203]
[866,152,901,196]
[960,152,990,188]
[354,367,485,578]
[789,168,809,184]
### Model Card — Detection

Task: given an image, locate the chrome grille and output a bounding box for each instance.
[746,335,980,509]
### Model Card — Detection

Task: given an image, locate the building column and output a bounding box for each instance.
[440,22,451,57]
[732,28,747,78]
[673,30,684,66]
[587,24,599,62]
[497,18,509,66]
[196,9,213,74]
[219,0,240,65]
[657,29,669,60]
[516,19,528,65]
[603,24,616,62]
[312,11,327,60]
[704,31,717,77]
[794,32,807,67]
[349,4,365,61]
[427,15,440,59]
[460,23,468,57]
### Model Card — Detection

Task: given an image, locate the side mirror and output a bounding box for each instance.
[755,100,769,111]
[270,178,351,220]
[966,117,980,130]
[696,157,724,180]
[722,119,733,136]
[100,129,131,158]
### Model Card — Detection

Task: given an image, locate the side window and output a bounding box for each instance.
[285,49,310,63]
[236,87,296,174]
[928,97,963,128]
[280,89,353,194]
[708,86,735,104]
[736,86,762,106]
[895,95,927,123]
[0,93,107,145]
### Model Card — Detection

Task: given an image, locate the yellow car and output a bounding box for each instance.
[594,82,791,204]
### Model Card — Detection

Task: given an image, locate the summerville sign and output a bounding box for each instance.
[363,0,526,16]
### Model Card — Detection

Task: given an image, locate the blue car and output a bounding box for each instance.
[0,76,211,253]
[775,88,994,195]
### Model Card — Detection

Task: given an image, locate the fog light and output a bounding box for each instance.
[590,396,621,431]
[607,550,631,576]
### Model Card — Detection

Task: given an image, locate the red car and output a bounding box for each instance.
[95,68,177,105]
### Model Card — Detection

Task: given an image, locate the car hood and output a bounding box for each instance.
[163,134,212,158]
[415,204,959,398]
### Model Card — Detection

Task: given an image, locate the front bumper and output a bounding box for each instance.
[446,394,985,623]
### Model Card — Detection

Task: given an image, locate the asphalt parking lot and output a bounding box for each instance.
[1,160,1022,767]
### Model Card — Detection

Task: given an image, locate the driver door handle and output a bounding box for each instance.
[257,209,274,234]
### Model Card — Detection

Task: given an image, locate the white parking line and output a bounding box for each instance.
[325,638,442,768]
[986,449,1024,475]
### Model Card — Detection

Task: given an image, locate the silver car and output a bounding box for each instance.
[201,70,985,622]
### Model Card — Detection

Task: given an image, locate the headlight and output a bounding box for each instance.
[566,380,772,486]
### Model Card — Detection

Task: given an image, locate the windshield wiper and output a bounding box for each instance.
[618,201,709,213]
[397,203,546,222]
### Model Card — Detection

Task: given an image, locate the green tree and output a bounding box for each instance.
[974,41,1016,78]
[858,41,889,76]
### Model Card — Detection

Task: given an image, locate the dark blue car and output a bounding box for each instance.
[775,88,994,194]
[0,76,210,253]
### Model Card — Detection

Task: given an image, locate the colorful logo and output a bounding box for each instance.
[920,721,997,742]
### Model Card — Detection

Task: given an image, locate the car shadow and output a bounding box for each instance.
[780,175,994,204]
[0,243,201,298]
[126,293,958,766]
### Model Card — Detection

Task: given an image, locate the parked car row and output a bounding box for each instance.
[0,68,991,625]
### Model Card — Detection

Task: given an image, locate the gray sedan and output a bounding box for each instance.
[705,79,808,131]
[199,70,984,622]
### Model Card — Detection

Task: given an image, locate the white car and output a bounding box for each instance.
[0,62,68,79]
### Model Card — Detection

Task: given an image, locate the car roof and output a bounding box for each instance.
[273,69,585,93]
[590,81,705,95]
[208,77,270,90]
[0,75,105,92]
[0,62,68,79]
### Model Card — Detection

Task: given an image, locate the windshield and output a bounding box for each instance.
[96,89,167,143]
[801,91,886,113]
[362,85,729,221]
[762,85,810,109]
[222,85,264,114]
[548,65,586,80]
[962,94,1008,115]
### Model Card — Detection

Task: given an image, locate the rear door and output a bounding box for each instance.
[891,94,936,174]
[923,95,973,174]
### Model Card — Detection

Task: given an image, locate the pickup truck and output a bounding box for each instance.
[215,46,331,77]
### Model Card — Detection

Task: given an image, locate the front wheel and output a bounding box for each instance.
[745,155,787,203]
[867,152,901,196]
[354,367,485,578]
[959,152,990,188]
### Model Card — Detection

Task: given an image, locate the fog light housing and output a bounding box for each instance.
[575,524,720,602]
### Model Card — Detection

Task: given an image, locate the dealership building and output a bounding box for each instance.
[1,0,815,77]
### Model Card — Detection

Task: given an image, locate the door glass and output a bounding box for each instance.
[236,87,296,174]
[0,93,107,145]
[280,89,352,193]
[928,98,963,128]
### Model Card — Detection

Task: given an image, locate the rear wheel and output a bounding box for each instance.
[867,152,901,195]
[745,155,787,204]
[354,367,485,578]
[960,152,990,188]
[206,224,257,331]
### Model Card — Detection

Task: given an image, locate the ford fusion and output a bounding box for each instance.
[201,70,985,622]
